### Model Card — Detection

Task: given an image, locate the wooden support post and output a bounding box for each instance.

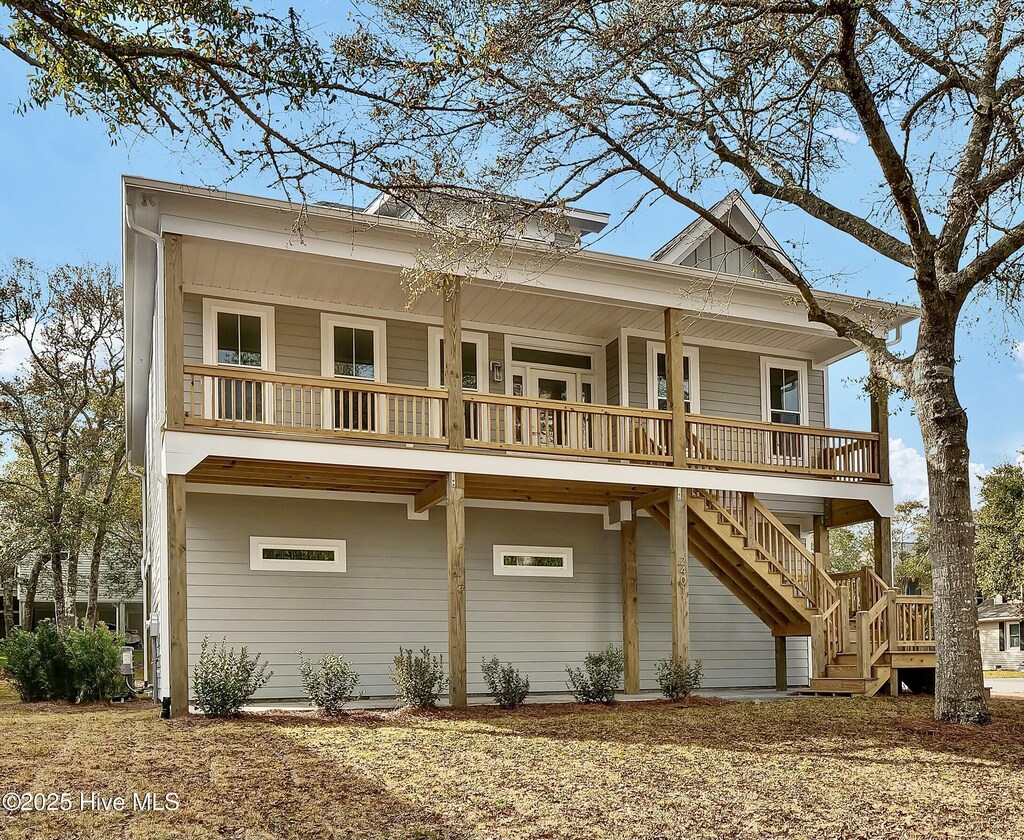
[620,518,640,694]
[164,233,185,430]
[668,488,690,662]
[870,390,891,483]
[813,514,830,573]
[167,474,189,717]
[443,281,464,450]
[664,308,687,467]
[774,636,788,691]
[446,472,467,708]
[874,515,893,587]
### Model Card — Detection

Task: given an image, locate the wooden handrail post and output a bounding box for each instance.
[856,611,871,679]
[664,308,687,468]
[873,515,893,587]
[839,586,851,649]
[743,492,755,547]
[886,588,898,654]
[810,615,826,677]
[443,279,464,450]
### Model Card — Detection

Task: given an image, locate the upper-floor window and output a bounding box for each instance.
[202,299,276,370]
[320,314,386,382]
[646,342,699,413]
[761,357,808,426]
[428,327,488,391]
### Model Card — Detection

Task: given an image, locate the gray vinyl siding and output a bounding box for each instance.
[980,621,1024,670]
[183,295,825,427]
[185,493,810,701]
[677,230,775,281]
[605,338,620,406]
[626,335,826,427]
[386,320,428,386]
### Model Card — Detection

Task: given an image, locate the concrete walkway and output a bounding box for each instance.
[986,677,1024,695]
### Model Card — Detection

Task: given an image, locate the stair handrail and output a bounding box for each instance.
[747,495,837,607]
[855,591,892,678]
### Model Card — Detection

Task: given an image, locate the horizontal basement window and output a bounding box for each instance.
[249,537,347,573]
[493,545,573,578]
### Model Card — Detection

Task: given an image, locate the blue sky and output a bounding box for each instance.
[0,15,1021,505]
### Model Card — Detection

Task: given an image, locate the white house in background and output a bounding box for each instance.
[122,176,935,716]
[978,597,1024,671]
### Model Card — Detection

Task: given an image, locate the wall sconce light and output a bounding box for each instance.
[490,360,503,383]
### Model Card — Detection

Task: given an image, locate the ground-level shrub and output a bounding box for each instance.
[481,657,530,709]
[390,646,446,708]
[0,620,124,703]
[299,651,360,715]
[655,657,703,701]
[566,645,623,704]
[192,637,272,717]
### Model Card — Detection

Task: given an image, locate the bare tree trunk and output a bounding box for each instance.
[50,540,68,629]
[913,325,990,724]
[22,560,42,630]
[85,527,106,627]
[65,541,79,628]
[2,576,14,637]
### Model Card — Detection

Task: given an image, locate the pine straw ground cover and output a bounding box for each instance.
[1,688,1022,840]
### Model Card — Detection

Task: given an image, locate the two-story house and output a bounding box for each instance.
[123,178,936,715]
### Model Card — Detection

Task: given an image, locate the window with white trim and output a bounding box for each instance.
[427,327,488,391]
[320,314,386,433]
[321,314,386,381]
[249,537,346,573]
[202,300,276,422]
[646,342,700,413]
[1010,621,1022,650]
[493,545,573,577]
[760,357,809,426]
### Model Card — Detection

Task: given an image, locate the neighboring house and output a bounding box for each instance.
[10,556,143,636]
[123,178,934,715]
[978,598,1024,671]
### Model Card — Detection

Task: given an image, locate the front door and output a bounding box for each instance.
[525,368,579,448]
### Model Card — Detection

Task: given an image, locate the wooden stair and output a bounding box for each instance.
[640,488,935,699]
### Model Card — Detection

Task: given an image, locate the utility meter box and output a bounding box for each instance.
[119,646,135,676]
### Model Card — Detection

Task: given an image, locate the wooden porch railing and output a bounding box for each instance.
[182,364,882,480]
[893,596,936,652]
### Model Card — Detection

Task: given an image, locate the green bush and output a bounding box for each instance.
[65,623,126,702]
[481,657,530,709]
[192,637,272,717]
[0,620,124,703]
[298,651,360,715]
[655,657,703,701]
[390,646,446,708]
[566,645,623,704]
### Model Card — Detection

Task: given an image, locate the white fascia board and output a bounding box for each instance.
[162,430,894,517]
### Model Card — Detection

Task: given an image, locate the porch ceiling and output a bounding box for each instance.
[182,237,855,362]
[186,456,660,506]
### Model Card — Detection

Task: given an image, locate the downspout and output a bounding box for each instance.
[124,205,160,687]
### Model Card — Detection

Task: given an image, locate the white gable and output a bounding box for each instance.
[651,191,798,282]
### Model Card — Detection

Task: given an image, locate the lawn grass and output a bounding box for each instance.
[1,688,1022,840]
[986,669,1024,678]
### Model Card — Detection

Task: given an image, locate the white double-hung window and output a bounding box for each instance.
[321,314,386,432]
[202,299,276,423]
